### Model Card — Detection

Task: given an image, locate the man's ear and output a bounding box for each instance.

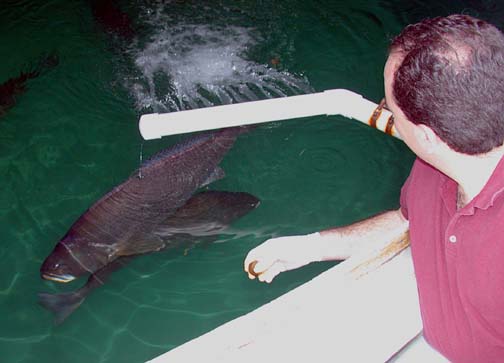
[414,124,442,154]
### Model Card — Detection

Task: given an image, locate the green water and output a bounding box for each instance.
[0,1,500,362]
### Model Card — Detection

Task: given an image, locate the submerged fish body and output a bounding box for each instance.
[39,190,260,324]
[155,190,260,237]
[40,127,247,282]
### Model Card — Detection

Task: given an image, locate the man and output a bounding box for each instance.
[244,14,504,362]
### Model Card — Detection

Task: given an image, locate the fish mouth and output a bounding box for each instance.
[42,273,76,283]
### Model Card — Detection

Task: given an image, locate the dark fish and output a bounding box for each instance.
[0,52,59,117]
[39,190,260,324]
[89,0,135,41]
[40,126,248,283]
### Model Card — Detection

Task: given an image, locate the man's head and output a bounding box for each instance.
[385,14,504,155]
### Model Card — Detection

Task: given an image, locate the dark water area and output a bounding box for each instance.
[0,0,498,362]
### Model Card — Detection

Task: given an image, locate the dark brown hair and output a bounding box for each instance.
[390,14,504,155]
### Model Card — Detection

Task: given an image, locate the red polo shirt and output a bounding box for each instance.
[401,157,504,362]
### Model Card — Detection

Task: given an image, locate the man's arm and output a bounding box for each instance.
[244,208,409,283]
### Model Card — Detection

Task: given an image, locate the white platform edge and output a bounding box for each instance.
[146,246,435,363]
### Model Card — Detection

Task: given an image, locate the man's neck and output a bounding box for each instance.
[442,147,504,207]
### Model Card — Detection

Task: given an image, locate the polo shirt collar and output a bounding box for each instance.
[438,154,504,216]
[470,154,504,211]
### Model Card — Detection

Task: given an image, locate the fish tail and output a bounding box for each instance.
[38,291,85,325]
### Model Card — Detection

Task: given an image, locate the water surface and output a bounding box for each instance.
[0,1,498,362]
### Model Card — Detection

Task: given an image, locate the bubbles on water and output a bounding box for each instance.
[126,5,313,113]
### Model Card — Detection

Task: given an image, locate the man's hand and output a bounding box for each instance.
[243,233,324,283]
[243,209,408,284]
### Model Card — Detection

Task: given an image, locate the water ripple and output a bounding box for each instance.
[298,146,347,174]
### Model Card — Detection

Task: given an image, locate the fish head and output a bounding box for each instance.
[40,237,100,283]
[240,193,261,211]
[215,191,261,221]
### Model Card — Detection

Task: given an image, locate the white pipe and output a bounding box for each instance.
[138,89,399,140]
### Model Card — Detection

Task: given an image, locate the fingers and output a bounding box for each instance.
[243,237,289,283]
[244,258,272,280]
[243,253,255,276]
[247,260,261,278]
[244,257,285,283]
[257,262,285,283]
[244,249,267,278]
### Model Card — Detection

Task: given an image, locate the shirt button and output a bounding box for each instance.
[449,235,457,243]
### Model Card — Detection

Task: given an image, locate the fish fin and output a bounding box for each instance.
[177,236,215,256]
[38,292,85,325]
[119,234,166,256]
[200,166,225,187]
[198,235,220,249]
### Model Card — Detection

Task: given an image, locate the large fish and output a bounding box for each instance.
[40,126,247,283]
[39,190,260,324]
[0,52,59,117]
